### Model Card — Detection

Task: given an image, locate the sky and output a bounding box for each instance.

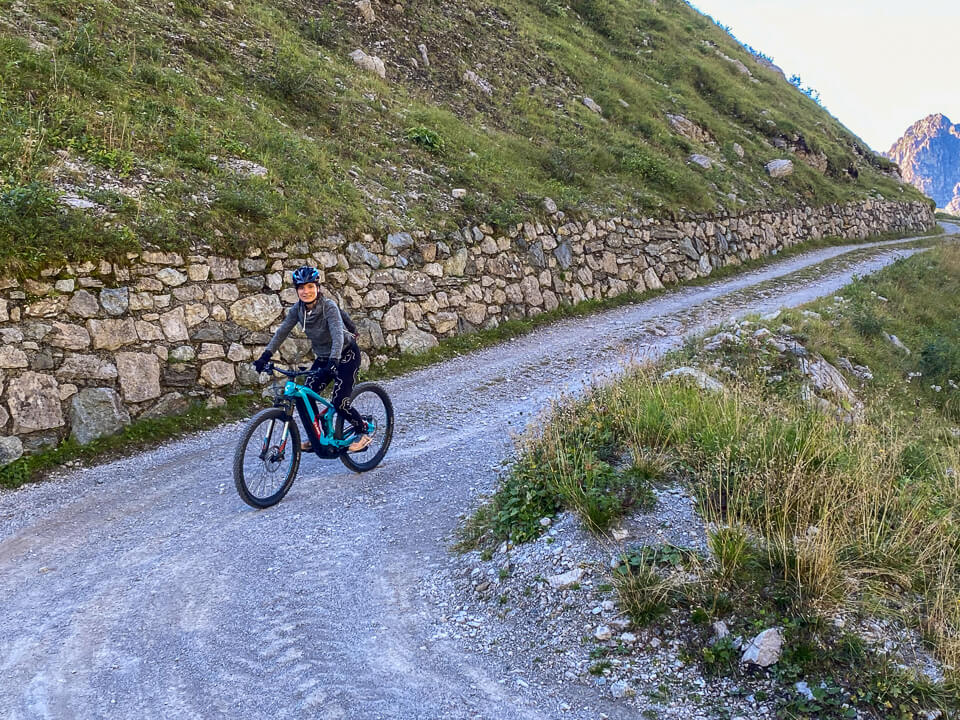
[689,0,960,153]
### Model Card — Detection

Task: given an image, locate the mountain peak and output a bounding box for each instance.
[887,114,960,209]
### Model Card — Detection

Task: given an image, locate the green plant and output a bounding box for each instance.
[850,304,884,337]
[612,561,674,625]
[404,126,446,154]
[701,635,738,676]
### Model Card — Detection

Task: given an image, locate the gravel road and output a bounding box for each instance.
[0,228,952,720]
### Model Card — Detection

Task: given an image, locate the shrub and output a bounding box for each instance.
[404,126,446,154]
[919,337,960,381]
[850,304,883,337]
[215,181,277,220]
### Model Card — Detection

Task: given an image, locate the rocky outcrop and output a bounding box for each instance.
[886,114,960,209]
[0,200,934,457]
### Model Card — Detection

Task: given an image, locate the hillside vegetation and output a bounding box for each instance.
[0,0,926,273]
[462,241,960,714]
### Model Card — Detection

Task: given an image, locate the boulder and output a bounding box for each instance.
[159,307,190,342]
[443,248,469,276]
[363,288,390,308]
[642,267,664,290]
[403,272,435,296]
[582,97,603,115]
[26,296,67,317]
[662,367,725,393]
[46,322,91,350]
[741,627,783,667]
[463,70,492,96]
[230,294,283,330]
[547,567,584,589]
[99,287,129,316]
[386,232,414,254]
[348,49,386,79]
[799,354,856,404]
[429,312,458,334]
[884,332,911,354]
[7,372,63,434]
[519,275,543,306]
[765,159,794,178]
[689,154,713,169]
[56,355,118,381]
[155,268,188,287]
[354,318,385,349]
[70,387,131,445]
[355,0,375,22]
[87,318,138,350]
[207,256,241,280]
[382,303,406,332]
[67,290,99,317]
[200,360,236,388]
[0,435,24,468]
[116,352,162,403]
[346,242,381,269]
[397,326,439,355]
[0,347,28,369]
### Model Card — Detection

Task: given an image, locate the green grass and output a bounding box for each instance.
[462,240,960,702]
[0,0,932,275]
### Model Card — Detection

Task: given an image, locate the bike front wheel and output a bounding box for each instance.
[336,382,394,473]
[233,407,301,508]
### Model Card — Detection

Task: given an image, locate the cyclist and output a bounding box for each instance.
[253,266,372,453]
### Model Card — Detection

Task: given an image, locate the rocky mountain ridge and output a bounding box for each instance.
[886,113,960,212]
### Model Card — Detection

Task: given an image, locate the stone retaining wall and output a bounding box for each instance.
[0,199,934,465]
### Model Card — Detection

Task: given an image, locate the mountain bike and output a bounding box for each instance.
[233,363,394,508]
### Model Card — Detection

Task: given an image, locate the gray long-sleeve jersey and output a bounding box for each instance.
[265,298,355,362]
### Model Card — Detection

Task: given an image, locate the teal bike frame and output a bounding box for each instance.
[268,364,372,458]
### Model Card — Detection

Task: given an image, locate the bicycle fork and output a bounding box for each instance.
[259,417,293,460]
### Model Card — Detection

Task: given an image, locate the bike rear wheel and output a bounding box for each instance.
[234,407,301,508]
[336,382,394,473]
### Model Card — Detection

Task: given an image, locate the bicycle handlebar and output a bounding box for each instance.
[260,362,319,378]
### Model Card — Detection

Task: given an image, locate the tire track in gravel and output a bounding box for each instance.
[0,228,954,720]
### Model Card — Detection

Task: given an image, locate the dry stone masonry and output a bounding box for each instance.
[0,200,933,464]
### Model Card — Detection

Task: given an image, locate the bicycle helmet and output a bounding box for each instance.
[292,265,320,287]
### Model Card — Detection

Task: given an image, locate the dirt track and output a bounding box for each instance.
[0,228,952,720]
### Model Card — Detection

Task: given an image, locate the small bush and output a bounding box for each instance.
[919,337,960,381]
[613,562,672,625]
[544,147,590,185]
[0,181,59,217]
[404,126,446,154]
[216,181,277,220]
[537,0,567,18]
[850,304,883,337]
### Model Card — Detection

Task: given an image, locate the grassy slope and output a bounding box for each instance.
[0,0,928,274]
[462,240,960,712]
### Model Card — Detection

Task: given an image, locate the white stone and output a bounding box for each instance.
[741,627,783,667]
[765,159,794,178]
[7,372,63,434]
[662,367,724,393]
[582,97,603,114]
[594,625,612,641]
[200,360,236,388]
[689,154,712,169]
[397,326,438,355]
[116,352,162,403]
[547,567,583,589]
[349,49,386,78]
